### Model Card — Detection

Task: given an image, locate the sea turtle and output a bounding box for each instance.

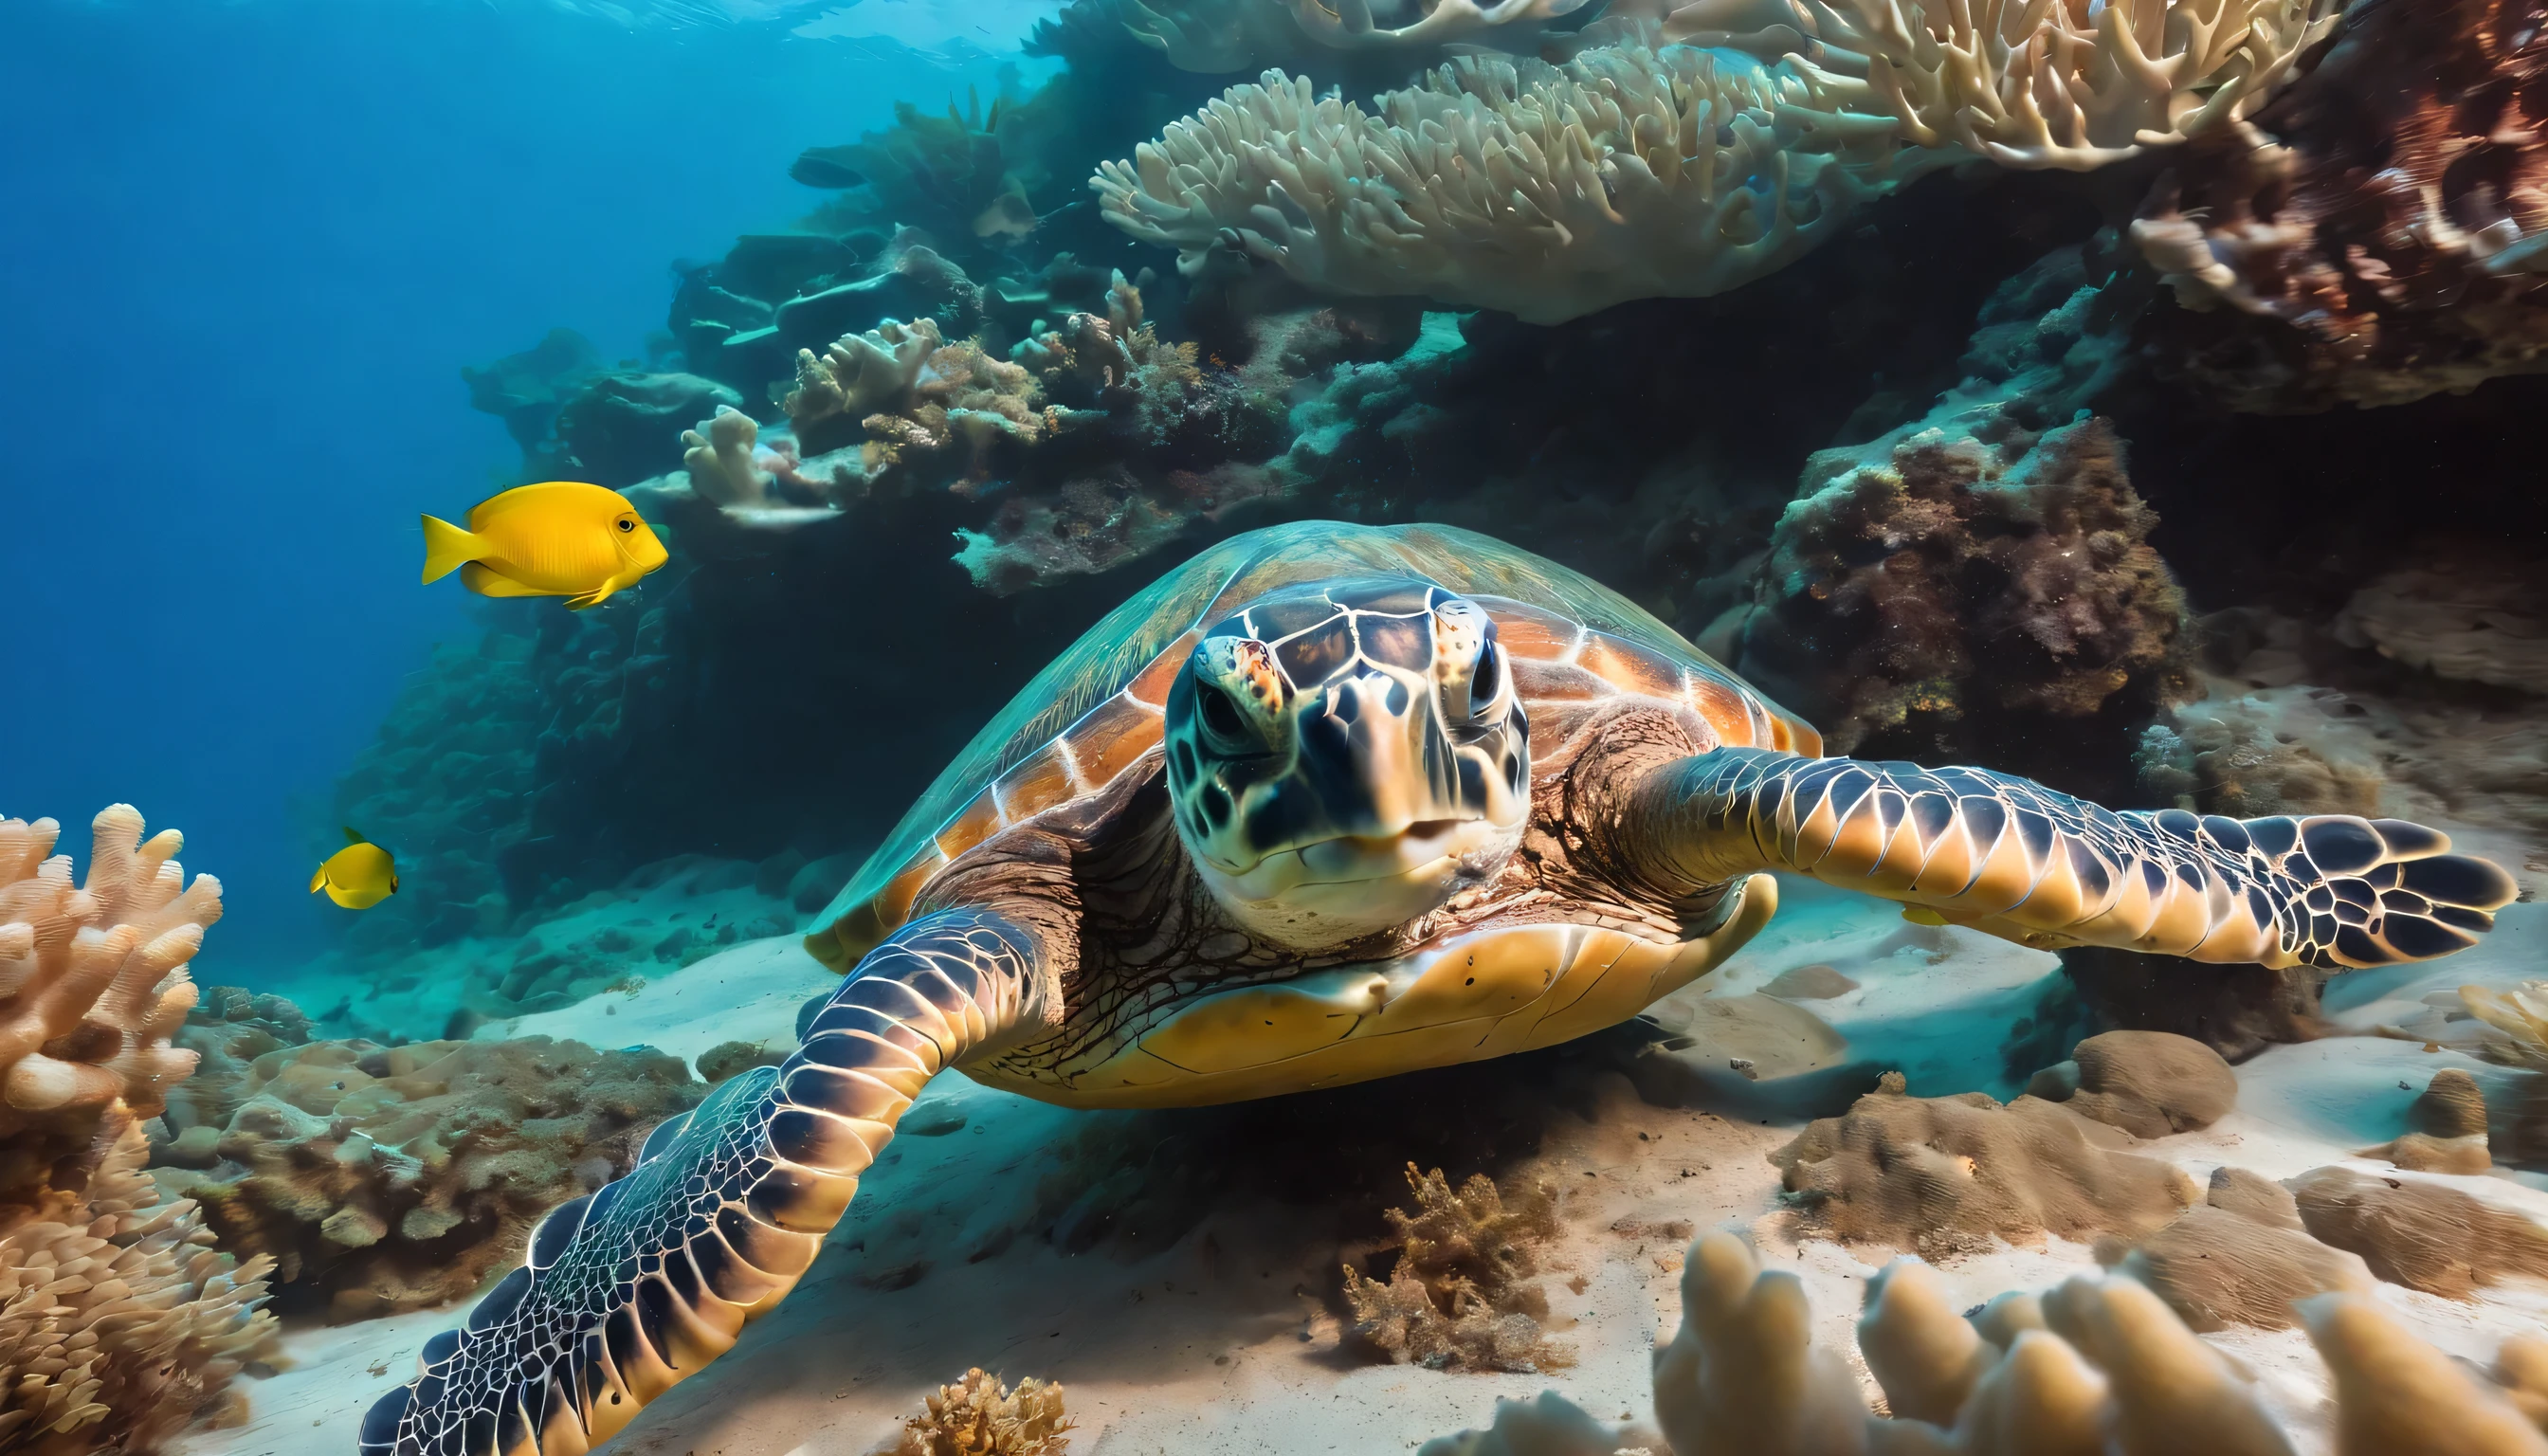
[363,520,2516,1456]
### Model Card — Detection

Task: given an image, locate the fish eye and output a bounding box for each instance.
[1469,643,1502,716]
[617,517,636,533]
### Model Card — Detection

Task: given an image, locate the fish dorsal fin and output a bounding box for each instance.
[309,865,328,893]
[343,827,366,845]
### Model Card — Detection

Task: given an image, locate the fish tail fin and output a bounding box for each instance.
[309,866,327,894]
[421,515,485,584]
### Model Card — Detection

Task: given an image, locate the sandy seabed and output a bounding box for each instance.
[182,825,2548,1456]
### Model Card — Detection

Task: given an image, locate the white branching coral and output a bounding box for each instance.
[0,1124,277,1454]
[679,406,779,509]
[1666,0,2338,169]
[0,807,209,1210]
[1093,45,1942,324]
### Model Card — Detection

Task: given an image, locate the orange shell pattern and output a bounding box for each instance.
[807,521,1820,971]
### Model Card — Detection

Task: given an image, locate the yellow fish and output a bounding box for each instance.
[312,828,398,910]
[420,482,668,610]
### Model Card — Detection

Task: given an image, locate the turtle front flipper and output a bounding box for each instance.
[357,906,1054,1456]
[1628,748,2516,970]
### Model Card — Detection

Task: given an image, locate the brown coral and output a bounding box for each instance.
[2132,0,2548,411]
[0,807,213,1216]
[0,1123,276,1455]
[175,1035,703,1320]
[2104,1166,2375,1331]
[1735,415,2189,757]
[2025,1030,2239,1138]
[2289,1165,2548,1300]
[1342,1163,1571,1374]
[1772,1072,2199,1258]
[894,1367,1072,1456]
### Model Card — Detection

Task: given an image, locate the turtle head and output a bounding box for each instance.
[1164,578,1530,951]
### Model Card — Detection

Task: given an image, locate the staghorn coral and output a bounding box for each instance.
[0,807,213,1216]
[1672,0,2337,169]
[2289,1165,2548,1301]
[1093,44,1941,324]
[1772,1071,2200,1258]
[1424,1231,2548,1456]
[0,1123,277,1456]
[1342,1163,1571,1374]
[893,1367,1073,1456]
[2131,0,2548,410]
[175,1035,702,1320]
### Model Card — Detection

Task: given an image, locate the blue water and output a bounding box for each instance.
[3,0,1042,970]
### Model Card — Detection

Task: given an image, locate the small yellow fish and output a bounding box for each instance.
[1902,906,1951,926]
[421,482,668,610]
[312,828,398,909]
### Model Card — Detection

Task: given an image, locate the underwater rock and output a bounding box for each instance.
[796,92,1047,272]
[0,1123,278,1456]
[461,326,602,453]
[1339,1163,1570,1374]
[2133,0,2548,411]
[552,370,742,487]
[2287,1165,2548,1301]
[773,244,980,357]
[1772,1071,2200,1259]
[2102,1166,2375,1331]
[2022,1030,2237,1138]
[2358,1068,2496,1174]
[2334,538,2548,698]
[0,806,213,1217]
[173,1034,702,1320]
[893,1367,1073,1456]
[2056,946,2329,1062]
[1426,1229,2548,1456]
[1735,414,2189,765]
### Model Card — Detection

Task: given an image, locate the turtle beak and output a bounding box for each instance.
[1293,669,1455,841]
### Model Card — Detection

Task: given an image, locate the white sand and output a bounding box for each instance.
[184,867,2548,1456]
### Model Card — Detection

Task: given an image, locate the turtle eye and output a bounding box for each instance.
[1468,642,1503,718]
[1197,682,1247,743]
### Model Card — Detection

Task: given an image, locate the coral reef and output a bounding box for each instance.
[552,371,742,488]
[1096,0,1589,74]
[2132,0,2548,410]
[169,1035,702,1320]
[2288,1166,2548,1301]
[893,1367,1073,1456]
[0,1124,276,1456]
[1681,0,2337,169]
[1735,414,2187,760]
[1423,1231,2548,1456]
[797,92,1048,270]
[0,807,212,1215]
[1770,1071,2199,1258]
[1094,45,1941,323]
[1341,1163,1570,1374]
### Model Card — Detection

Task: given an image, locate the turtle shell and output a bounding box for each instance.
[807,520,1819,970]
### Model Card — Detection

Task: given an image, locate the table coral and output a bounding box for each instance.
[2132,0,2548,410]
[1093,43,1938,324]
[0,806,212,1215]
[173,1035,702,1320]
[0,1124,277,1456]
[1423,1231,2548,1456]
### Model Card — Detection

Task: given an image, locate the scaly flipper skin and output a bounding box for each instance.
[357,908,1049,1456]
[1633,748,2517,969]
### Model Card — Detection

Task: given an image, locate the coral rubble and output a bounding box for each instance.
[2133,0,2548,410]
[170,1035,702,1320]
[0,807,212,1215]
